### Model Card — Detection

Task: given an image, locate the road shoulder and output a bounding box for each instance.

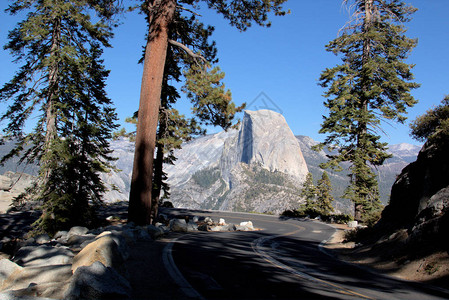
[321,224,449,291]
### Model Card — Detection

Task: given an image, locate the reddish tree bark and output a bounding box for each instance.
[354,0,373,222]
[128,0,176,225]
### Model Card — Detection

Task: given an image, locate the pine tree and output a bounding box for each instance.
[129,0,288,225]
[0,0,119,234]
[316,172,334,215]
[410,96,449,144]
[300,173,317,212]
[315,0,419,223]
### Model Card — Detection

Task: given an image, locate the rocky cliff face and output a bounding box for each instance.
[0,171,36,213]
[380,140,449,240]
[99,138,135,202]
[219,110,308,187]
[164,129,235,186]
[165,110,309,214]
[352,139,449,267]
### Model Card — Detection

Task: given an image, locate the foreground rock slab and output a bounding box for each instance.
[72,234,128,278]
[0,209,260,299]
[65,261,131,300]
[14,245,74,267]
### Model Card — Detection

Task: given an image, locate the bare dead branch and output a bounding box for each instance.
[168,39,208,65]
[176,5,202,17]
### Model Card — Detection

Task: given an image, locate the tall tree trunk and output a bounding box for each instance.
[128,0,176,225]
[353,190,364,221]
[151,73,171,223]
[43,17,61,181]
[152,141,164,222]
[354,0,373,221]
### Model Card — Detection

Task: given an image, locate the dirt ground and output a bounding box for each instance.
[324,224,449,290]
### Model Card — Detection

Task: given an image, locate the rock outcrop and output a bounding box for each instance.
[71,234,128,277]
[166,109,309,214]
[166,130,236,187]
[378,140,449,249]
[0,172,35,213]
[0,222,141,299]
[0,210,257,299]
[98,139,135,202]
[220,110,308,184]
[65,261,132,300]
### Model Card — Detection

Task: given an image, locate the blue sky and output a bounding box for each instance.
[1,0,448,146]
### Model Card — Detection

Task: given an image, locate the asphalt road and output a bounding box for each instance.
[164,209,449,300]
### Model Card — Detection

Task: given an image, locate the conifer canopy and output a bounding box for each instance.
[316,0,419,223]
[1,0,119,234]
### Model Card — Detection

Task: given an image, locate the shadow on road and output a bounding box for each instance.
[171,222,449,300]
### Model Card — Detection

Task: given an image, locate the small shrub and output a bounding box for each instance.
[424,262,439,275]
[303,208,321,219]
[330,213,354,224]
[343,226,377,243]
[161,201,174,208]
[343,228,359,242]
[281,209,305,218]
[281,209,354,225]
[280,208,321,219]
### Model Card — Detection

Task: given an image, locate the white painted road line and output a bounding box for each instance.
[162,237,205,300]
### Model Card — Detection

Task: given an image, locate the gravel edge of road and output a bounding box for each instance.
[319,223,449,297]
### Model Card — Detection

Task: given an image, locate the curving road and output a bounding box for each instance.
[163,209,449,300]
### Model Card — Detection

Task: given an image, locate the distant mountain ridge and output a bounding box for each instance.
[0,112,421,214]
[219,110,309,184]
[295,135,421,212]
[161,110,420,213]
